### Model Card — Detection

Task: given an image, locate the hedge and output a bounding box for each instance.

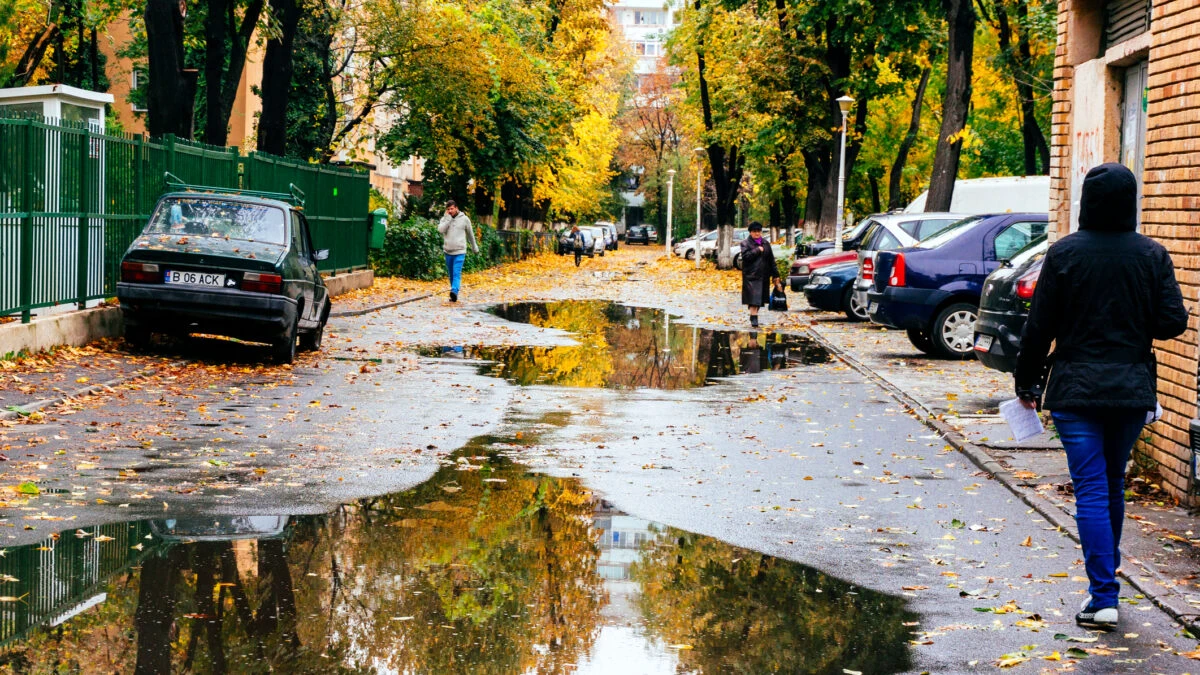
[370,216,548,280]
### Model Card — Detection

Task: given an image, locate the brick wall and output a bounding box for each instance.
[1053,0,1200,502]
[1144,0,1200,500]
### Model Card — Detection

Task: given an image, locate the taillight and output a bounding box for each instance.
[1015,267,1040,299]
[242,272,283,294]
[862,257,874,281]
[888,254,906,287]
[121,261,161,283]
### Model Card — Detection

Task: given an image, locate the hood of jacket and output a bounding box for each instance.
[1078,162,1138,232]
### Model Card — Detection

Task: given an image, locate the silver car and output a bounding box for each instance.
[851,213,969,316]
[582,226,609,256]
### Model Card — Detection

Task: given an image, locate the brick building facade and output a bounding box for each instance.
[1052,0,1200,502]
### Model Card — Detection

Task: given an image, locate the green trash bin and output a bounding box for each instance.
[369,208,388,250]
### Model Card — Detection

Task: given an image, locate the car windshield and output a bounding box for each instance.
[844,217,875,241]
[145,198,287,245]
[917,216,985,249]
[1007,234,1048,267]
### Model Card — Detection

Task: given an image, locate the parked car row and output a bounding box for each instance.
[556,224,614,256]
[798,211,1049,362]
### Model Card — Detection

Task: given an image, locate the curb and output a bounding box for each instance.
[805,324,1200,633]
[330,293,433,318]
[0,360,180,422]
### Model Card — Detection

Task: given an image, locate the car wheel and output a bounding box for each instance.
[125,326,151,350]
[685,249,694,260]
[273,317,298,364]
[906,327,935,355]
[299,302,328,352]
[931,302,978,360]
[843,287,868,322]
[734,253,742,270]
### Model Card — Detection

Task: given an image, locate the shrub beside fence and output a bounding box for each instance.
[0,116,370,323]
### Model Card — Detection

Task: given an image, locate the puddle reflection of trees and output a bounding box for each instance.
[0,435,912,674]
[479,301,829,390]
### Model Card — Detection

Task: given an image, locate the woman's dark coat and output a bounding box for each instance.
[1015,163,1188,410]
[739,235,779,307]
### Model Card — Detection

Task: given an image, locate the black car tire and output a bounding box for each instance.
[274,318,298,364]
[299,301,328,352]
[685,249,695,260]
[906,327,935,355]
[125,326,151,349]
[734,253,743,270]
[930,302,979,360]
[843,287,868,322]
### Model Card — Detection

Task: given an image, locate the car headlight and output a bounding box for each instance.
[811,275,832,286]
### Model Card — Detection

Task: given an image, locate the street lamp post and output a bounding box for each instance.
[694,146,705,269]
[833,95,855,254]
[665,169,676,258]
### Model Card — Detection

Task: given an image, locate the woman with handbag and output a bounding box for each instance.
[739,222,782,327]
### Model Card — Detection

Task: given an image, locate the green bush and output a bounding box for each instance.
[371,217,446,280]
[776,255,790,282]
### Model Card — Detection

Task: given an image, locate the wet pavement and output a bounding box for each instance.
[0,438,917,673]
[1,249,1199,672]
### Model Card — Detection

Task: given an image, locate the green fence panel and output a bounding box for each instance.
[0,117,371,322]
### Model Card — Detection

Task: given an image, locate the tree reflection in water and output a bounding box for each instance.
[423,301,830,390]
[0,428,914,674]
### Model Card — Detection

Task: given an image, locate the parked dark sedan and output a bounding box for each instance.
[117,191,330,364]
[866,213,1048,359]
[973,237,1048,372]
[626,225,658,245]
[803,261,868,321]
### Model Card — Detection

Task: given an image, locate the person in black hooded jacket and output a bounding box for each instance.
[1015,162,1188,630]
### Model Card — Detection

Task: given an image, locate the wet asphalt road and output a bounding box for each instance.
[0,288,1198,672]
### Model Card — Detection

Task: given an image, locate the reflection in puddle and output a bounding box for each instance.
[0,431,915,673]
[421,301,831,389]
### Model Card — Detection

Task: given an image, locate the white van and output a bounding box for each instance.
[904,176,1049,215]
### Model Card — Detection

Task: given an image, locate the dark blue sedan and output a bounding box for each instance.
[865,213,1048,359]
[803,262,868,321]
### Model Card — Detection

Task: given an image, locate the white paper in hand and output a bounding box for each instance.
[1000,398,1044,443]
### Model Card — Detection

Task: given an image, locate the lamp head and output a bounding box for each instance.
[693,146,706,155]
[837,95,855,115]
[667,169,676,176]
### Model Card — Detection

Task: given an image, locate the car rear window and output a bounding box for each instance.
[146,198,287,245]
[918,216,984,249]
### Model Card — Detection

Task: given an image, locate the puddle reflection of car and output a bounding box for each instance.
[150,515,290,542]
[117,185,331,364]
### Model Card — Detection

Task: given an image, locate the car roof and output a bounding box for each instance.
[869,211,970,225]
[159,191,295,212]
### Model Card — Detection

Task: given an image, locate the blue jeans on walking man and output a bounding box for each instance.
[445,254,465,295]
[1050,408,1145,609]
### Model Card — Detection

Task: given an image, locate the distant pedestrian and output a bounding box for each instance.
[569,225,587,267]
[739,222,781,328]
[1015,163,1188,631]
[437,200,478,303]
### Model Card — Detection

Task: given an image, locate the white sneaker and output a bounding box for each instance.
[1076,595,1118,630]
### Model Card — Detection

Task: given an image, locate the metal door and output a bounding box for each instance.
[1120,60,1148,228]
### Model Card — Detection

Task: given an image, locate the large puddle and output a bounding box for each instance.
[0,427,916,673]
[421,301,831,389]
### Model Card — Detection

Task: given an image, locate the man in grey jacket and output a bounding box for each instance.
[437,200,479,302]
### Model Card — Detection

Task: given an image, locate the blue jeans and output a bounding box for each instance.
[1050,408,1145,609]
[445,254,465,294]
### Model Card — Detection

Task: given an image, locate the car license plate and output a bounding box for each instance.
[164,270,226,287]
[868,302,878,314]
[974,335,994,352]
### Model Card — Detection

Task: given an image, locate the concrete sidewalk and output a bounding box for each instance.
[804,306,1200,632]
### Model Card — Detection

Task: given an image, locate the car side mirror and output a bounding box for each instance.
[313,249,330,262]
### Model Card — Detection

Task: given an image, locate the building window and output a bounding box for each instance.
[1120,59,1148,227]
[633,10,664,25]
[635,42,660,57]
[130,69,148,112]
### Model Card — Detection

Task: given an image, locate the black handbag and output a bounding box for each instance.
[769,288,788,312]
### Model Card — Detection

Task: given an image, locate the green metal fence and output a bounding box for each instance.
[0,116,370,323]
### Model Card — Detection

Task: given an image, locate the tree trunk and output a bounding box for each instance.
[926,0,975,212]
[134,549,184,675]
[801,152,826,238]
[257,0,301,155]
[204,0,229,144]
[5,23,59,88]
[868,171,881,214]
[889,67,931,210]
[145,0,194,138]
[1013,0,1049,174]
